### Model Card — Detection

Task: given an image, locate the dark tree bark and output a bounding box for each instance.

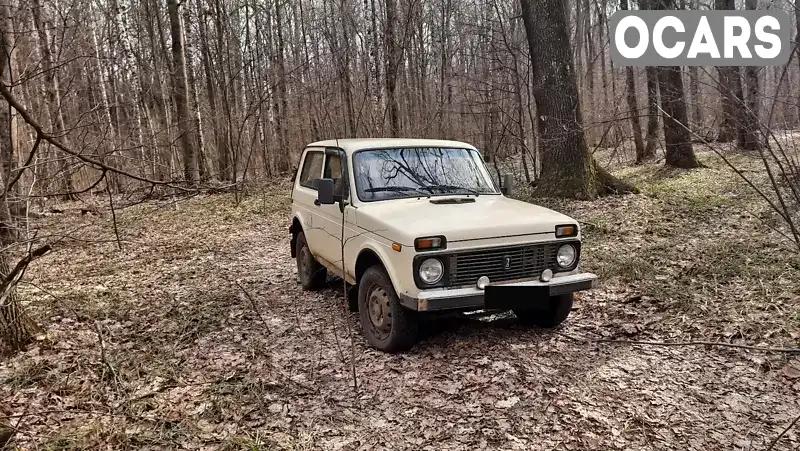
[689,67,702,129]
[31,0,76,199]
[657,66,701,168]
[742,0,762,151]
[385,0,400,136]
[0,5,39,352]
[274,0,290,171]
[644,66,660,160]
[716,63,741,143]
[620,0,645,163]
[167,0,200,182]
[651,0,701,168]
[715,0,761,150]
[197,0,230,181]
[796,0,800,124]
[520,0,637,198]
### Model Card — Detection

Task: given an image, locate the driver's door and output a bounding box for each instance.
[316,150,350,275]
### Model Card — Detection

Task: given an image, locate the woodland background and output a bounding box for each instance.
[1,0,800,448]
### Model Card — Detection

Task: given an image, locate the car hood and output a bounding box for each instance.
[354,195,577,245]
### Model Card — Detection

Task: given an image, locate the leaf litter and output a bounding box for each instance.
[1,150,799,450]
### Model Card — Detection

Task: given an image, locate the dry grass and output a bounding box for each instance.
[1,147,799,450]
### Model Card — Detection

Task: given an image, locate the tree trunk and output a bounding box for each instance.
[385,0,400,136]
[716,0,761,150]
[274,0,290,171]
[197,0,229,181]
[0,5,38,352]
[657,66,701,168]
[31,0,76,199]
[716,63,740,143]
[520,0,637,199]
[644,66,660,160]
[742,0,762,151]
[648,0,700,168]
[166,0,200,183]
[620,0,645,163]
[90,11,120,192]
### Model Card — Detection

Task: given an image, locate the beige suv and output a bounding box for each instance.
[289,138,597,352]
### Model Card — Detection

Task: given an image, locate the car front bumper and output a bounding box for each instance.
[398,272,598,312]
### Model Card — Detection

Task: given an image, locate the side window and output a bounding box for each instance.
[324,153,347,198]
[299,151,324,189]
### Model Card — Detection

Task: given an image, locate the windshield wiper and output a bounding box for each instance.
[423,184,481,196]
[364,186,430,197]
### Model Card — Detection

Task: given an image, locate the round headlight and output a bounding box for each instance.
[419,258,444,284]
[556,244,577,268]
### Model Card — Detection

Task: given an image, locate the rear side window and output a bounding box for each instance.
[299,151,323,189]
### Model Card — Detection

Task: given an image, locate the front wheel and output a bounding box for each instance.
[513,293,574,328]
[358,266,419,353]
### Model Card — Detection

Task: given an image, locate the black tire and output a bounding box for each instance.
[358,266,420,352]
[295,231,327,290]
[513,293,574,328]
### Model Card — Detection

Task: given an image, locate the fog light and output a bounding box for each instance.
[477,276,490,290]
[540,269,553,282]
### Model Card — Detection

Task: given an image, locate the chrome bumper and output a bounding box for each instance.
[398,272,598,312]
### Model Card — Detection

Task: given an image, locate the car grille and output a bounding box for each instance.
[448,243,560,287]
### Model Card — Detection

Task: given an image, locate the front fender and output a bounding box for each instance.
[353,241,414,302]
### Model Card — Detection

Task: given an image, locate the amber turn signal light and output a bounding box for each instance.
[414,236,446,251]
[555,225,578,238]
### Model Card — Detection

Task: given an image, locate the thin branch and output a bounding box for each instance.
[0,244,52,307]
[557,332,800,354]
[0,82,190,190]
[765,413,800,451]
[235,280,270,335]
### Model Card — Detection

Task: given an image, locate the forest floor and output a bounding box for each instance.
[1,146,800,450]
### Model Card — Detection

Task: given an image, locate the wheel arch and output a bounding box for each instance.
[289,216,303,258]
[354,246,403,296]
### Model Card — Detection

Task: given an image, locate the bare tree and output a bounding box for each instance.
[520,0,636,198]
[167,0,200,183]
[650,0,701,168]
[31,0,77,198]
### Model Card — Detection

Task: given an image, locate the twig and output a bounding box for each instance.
[106,173,122,250]
[93,321,120,389]
[557,332,800,354]
[765,413,800,451]
[0,244,51,307]
[235,280,270,335]
[0,83,190,191]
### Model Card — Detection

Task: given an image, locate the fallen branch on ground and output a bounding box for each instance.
[235,280,270,335]
[557,332,800,354]
[765,413,800,451]
[0,244,52,307]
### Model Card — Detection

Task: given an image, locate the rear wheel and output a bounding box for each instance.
[514,293,574,328]
[358,266,419,352]
[295,231,327,290]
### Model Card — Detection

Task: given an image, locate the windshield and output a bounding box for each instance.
[352,147,499,202]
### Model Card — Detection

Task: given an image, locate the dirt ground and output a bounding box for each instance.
[2,149,799,450]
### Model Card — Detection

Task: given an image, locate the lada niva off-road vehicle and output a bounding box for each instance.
[289,139,597,352]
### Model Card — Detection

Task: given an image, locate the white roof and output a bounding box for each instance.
[305,138,478,154]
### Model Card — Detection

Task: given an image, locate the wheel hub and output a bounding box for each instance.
[367,286,391,338]
[299,246,312,279]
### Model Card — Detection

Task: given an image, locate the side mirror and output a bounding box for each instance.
[316,178,336,205]
[501,174,514,195]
